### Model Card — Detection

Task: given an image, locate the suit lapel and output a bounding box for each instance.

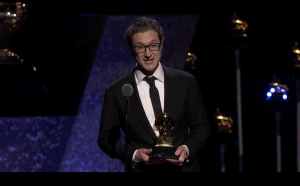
[163,66,176,118]
[126,66,177,144]
[127,72,158,143]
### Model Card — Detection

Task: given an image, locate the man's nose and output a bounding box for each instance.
[144,47,151,58]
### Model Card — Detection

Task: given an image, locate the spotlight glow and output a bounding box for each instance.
[270,88,275,93]
[265,81,289,102]
[267,92,272,98]
[282,94,288,100]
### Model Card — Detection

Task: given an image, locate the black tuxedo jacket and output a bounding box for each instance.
[98,66,210,171]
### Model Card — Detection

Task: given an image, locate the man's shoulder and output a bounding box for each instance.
[106,73,132,93]
[164,66,195,80]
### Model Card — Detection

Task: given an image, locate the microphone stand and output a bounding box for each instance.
[275,110,282,172]
[235,48,244,173]
[231,14,248,172]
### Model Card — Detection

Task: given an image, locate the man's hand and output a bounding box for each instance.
[166,145,189,166]
[134,148,152,162]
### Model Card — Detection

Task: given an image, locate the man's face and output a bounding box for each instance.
[131,30,162,75]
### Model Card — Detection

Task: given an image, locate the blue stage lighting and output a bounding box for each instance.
[265,81,288,102]
[270,88,275,93]
[282,94,288,100]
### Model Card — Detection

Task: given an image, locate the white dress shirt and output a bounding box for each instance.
[132,62,189,162]
[134,62,164,137]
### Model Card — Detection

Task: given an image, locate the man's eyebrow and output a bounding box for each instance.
[133,41,160,45]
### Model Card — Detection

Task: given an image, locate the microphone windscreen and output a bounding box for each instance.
[122,83,134,97]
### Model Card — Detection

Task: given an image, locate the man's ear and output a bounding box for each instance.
[160,40,164,52]
[130,48,137,58]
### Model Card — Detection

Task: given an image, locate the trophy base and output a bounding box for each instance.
[148,146,177,164]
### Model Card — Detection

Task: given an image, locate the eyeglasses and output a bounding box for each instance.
[133,43,161,53]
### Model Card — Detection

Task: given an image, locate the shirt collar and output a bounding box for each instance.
[134,62,164,84]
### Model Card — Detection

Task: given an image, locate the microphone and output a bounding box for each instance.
[121,83,134,121]
[121,83,134,98]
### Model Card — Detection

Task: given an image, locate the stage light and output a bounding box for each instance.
[0,48,24,64]
[0,1,28,32]
[264,80,288,173]
[217,115,224,120]
[270,87,275,93]
[265,81,289,102]
[185,52,197,63]
[215,109,234,173]
[293,48,300,54]
[291,42,300,67]
[267,92,272,98]
[185,51,197,72]
[233,19,248,31]
[282,94,288,100]
[216,111,233,134]
[231,14,248,38]
[230,13,249,172]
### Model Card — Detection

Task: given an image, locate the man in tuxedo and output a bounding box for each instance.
[98,17,210,172]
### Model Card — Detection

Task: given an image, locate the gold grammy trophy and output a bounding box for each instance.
[149,112,177,163]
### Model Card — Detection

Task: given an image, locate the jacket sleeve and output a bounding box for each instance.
[98,88,137,165]
[184,76,211,159]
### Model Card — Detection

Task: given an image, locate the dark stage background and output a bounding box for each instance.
[0,1,298,172]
